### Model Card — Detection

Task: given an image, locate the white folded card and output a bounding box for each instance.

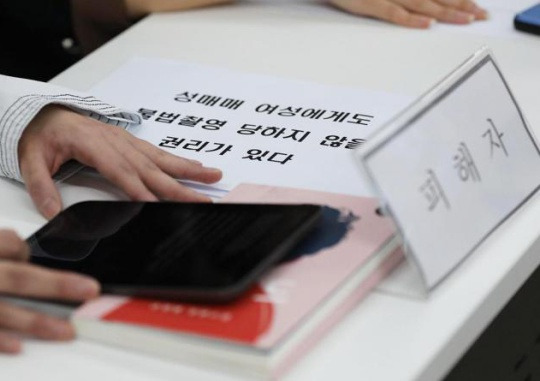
[354,47,540,290]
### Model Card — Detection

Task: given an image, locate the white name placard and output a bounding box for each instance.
[354,47,540,289]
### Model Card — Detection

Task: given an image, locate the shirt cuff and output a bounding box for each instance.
[0,76,141,182]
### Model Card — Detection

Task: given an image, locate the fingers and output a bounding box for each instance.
[393,0,471,24]
[69,123,222,202]
[74,136,160,202]
[0,301,76,354]
[73,127,220,202]
[132,138,223,184]
[19,147,63,220]
[0,302,74,342]
[19,106,224,218]
[0,331,22,354]
[0,229,100,353]
[436,0,488,20]
[0,230,29,262]
[94,144,210,202]
[0,262,100,301]
[354,0,434,28]
[328,0,488,28]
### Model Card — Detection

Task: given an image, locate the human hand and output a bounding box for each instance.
[328,0,488,28]
[124,0,234,18]
[18,105,223,219]
[0,229,99,354]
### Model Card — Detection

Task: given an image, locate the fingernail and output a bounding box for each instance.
[40,198,61,220]
[205,167,222,174]
[189,159,203,165]
[190,190,212,203]
[475,9,489,20]
[0,336,21,354]
[200,195,213,202]
[66,275,100,299]
[414,17,435,28]
[454,12,475,24]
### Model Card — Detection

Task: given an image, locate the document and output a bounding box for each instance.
[90,58,409,196]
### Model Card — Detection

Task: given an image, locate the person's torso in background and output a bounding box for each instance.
[0,0,82,81]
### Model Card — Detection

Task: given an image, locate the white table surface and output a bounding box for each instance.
[2,1,540,380]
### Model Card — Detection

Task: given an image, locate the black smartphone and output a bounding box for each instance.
[514,3,540,35]
[28,201,321,303]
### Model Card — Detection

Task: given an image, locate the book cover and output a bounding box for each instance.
[73,184,403,378]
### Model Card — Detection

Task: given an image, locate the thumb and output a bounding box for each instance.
[20,150,63,220]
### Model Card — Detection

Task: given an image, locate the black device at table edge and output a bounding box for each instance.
[28,201,321,303]
[514,3,540,35]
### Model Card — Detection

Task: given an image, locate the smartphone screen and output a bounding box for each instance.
[28,201,320,302]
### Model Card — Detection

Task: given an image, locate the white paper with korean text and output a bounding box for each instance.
[90,57,409,197]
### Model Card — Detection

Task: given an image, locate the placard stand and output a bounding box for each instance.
[354,47,540,293]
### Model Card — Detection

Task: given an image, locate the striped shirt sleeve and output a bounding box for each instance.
[0,74,141,182]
